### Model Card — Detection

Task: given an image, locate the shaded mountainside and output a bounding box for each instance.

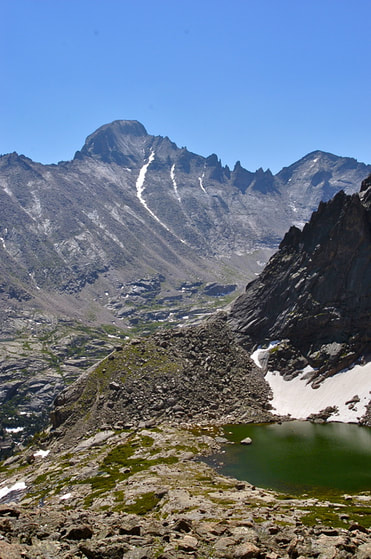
[228,180,371,380]
[0,120,369,333]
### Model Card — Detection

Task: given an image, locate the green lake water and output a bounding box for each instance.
[208,421,371,496]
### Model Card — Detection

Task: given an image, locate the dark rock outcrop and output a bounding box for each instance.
[228,180,371,377]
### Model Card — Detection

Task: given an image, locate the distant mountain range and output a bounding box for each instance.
[0,120,370,333]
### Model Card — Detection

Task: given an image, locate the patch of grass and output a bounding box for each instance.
[275,493,297,500]
[174,444,202,454]
[151,456,179,466]
[253,516,265,523]
[82,440,179,507]
[300,505,371,529]
[33,472,52,485]
[114,491,161,515]
[104,442,135,465]
[186,425,221,437]
[140,435,154,448]
[88,472,117,492]
[210,497,235,506]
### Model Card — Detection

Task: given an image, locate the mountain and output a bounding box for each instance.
[0,121,370,447]
[0,120,369,335]
[227,178,371,423]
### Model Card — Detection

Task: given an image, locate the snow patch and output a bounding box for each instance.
[2,183,13,197]
[251,341,280,369]
[135,151,188,245]
[266,361,371,423]
[34,449,50,458]
[5,427,24,433]
[198,173,207,193]
[136,151,171,233]
[28,272,41,290]
[170,164,181,202]
[289,202,298,213]
[59,492,72,500]
[0,481,26,500]
[293,221,306,230]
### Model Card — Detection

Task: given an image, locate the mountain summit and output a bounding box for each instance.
[75,120,149,164]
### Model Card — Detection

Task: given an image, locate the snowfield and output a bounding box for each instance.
[265,362,371,423]
[0,481,26,500]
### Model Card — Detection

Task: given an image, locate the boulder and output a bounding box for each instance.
[65,524,93,540]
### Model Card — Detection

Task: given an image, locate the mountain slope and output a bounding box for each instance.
[0,122,370,443]
[0,120,369,334]
[0,173,369,559]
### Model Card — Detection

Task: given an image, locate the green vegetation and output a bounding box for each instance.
[114,491,161,515]
[86,337,182,395]
[82,436,179,507]
[300,503,371,529]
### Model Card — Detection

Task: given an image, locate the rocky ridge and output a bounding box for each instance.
[228,180,371,382]
[50,315,273,445]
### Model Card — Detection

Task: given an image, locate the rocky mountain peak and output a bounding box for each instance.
[228,181,371,377]
[74,119,149,164]
[87,119,148,140]
[231,161,254,193]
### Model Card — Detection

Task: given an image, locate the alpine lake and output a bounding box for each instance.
[206,421,371,497]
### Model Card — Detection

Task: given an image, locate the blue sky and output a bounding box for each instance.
[1,0,370,173]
